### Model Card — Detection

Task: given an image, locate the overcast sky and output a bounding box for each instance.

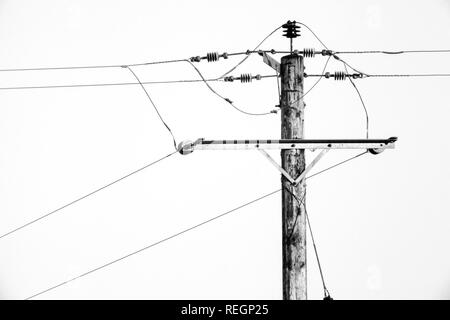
[0,0,449,300]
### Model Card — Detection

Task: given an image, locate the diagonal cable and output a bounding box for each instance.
[124,66,178,150]
[0,150,178,241]
[185,60,275,116]
[25,188,281,299]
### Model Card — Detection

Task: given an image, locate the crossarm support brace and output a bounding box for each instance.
[258,149,329,186]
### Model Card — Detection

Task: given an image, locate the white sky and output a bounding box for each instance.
[0,0,449,300]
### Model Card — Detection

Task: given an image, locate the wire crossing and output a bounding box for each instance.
[0,150,178,241]
[185,59,276,116]
[24,149,370,300]
[25,189,282,299]
[2,18,447,300]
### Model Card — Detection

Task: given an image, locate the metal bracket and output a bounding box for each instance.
[261,52,280,73]
[258,149,329,186]
[292,149,329,185]
[177,137,397,154]
[258,149,295,184]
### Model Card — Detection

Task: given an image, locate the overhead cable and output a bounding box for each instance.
[25,189,282,299]
[0,150,178,241]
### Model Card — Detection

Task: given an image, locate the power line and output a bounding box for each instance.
[348,77,369,139]
[306,151,368,180]
[0,74,280,92]
[21,136,372,299]
[219,25,283,79]
[332,54,369,77]
[295,22,329,50]
[0,150,178,241]
[284,150,371,299]
[341,63,370,139]
[0,78,223,91]
[288,55,332,107]
[25,188,282,299]
[335,49,450,55]
[0,49,289,74]
[124,66,178,150]
[284,149,371,299]
[297,21,372,139]
[0,59,187,72]
[185,59,276,116]
[367,73,450,77]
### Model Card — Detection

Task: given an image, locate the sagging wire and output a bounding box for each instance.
[290,21,370,139]
[185,60,276,116]
[218,25,283,79]
[124,66,178,150]
[286,55,332,107]
[340,63,369,139]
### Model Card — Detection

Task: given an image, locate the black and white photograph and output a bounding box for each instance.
[0,0,449,311]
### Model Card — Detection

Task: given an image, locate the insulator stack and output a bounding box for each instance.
[206,52,219,62]
[190,52,229,63]
[321,72,364,80]
[334,71,347,80]
[224,74,262,83]
[240,73,253,83]
[282,20,300,38]
[302,48,316,58]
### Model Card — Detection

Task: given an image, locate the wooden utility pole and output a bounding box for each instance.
[280,53,306,300]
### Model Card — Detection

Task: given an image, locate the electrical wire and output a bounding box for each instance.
[0,74,280,91]
[0,59,187,72]
[335,49,450,54]
[0,78,224,91]
[283,149,370,299]
[341,63,369,138]
[0,150,178,241]
[124,66,178,150]
[348,77,369,139]
[21,146,370,298]
[366,73,450,77]
[185,60,275,116]
[294,20,371,139]
[332,54,369,77]
[283,187,331,300]
[295,21,329,50]
[306,151,368,180]
[287,55,332,107]
[25,188,282,299]
[219,25,283,79]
